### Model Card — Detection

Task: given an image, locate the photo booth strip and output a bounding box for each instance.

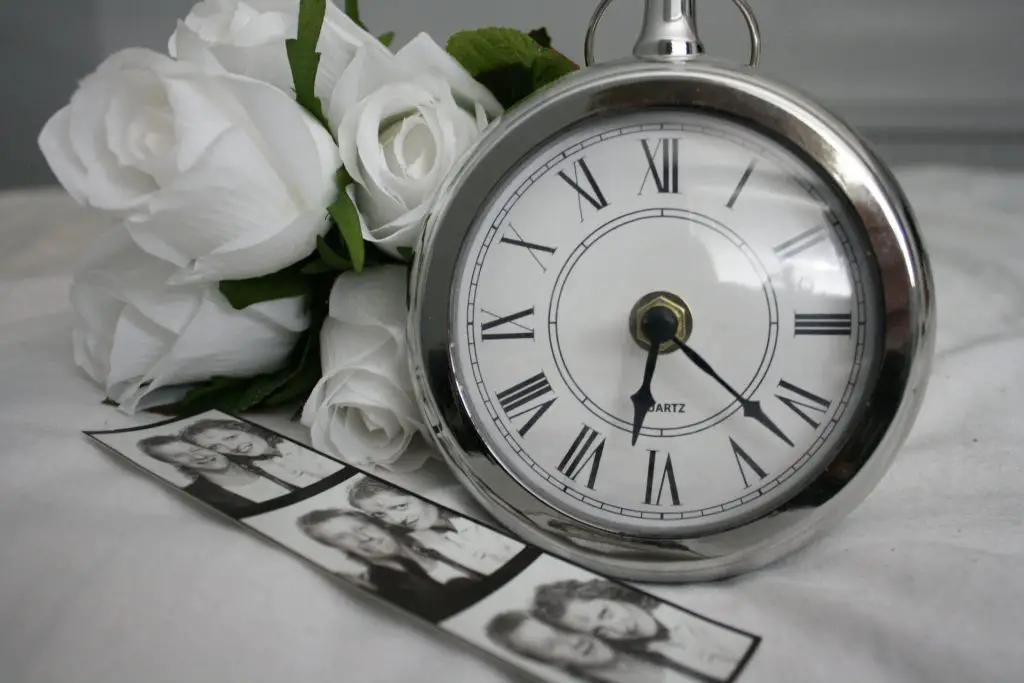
[85,409,761,683]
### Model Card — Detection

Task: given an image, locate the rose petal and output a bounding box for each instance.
[315,2,384,103]
[394,32,503,118]
[106,304,177,392]
[321,322,395,376]
[328,265,409,333]
[168,19,227,73]
[67,52,165,212]
[38,107,90,206]
[346,85,439,215]
[212,42,294,92]
[72,229,197,335]
[215,73,339,207]
[115,289,306,413]
[69,227,308,415]
[161,72,238,172]
[127,168,290,275]
[179,206,331,283]
[329,43,405,137]
[300,264,426,471]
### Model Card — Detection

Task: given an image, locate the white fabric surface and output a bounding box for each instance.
[1,167,1022,683]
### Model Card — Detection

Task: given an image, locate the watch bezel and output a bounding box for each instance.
[407,58,935,582]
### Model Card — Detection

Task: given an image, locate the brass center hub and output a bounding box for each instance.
[628,291,693,353]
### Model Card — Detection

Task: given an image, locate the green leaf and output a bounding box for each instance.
[336,165,354,188]
[301,258,340,276]
[344,0,365,29]
[263,278,332,408]
[327,186,365,272]
[235,366,303,411]
[530,49,579,90]
[264,336,322,407]
[363,242,405,267]
[219,270,312,310]
[473,64,536,110]
[446,27,580,109]
[147,376,258,417]
[447,28,543,78]
[286,0,329,128]
[528,27,552,49]
[315,234,353,271]
[378,31,395,47]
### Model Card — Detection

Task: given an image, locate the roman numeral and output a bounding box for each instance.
[794,313,853,337]
[558,158,609,218]
[639,138,680,194]
[644,451,681,506]
[557,425,605,490]
[500,224,556,272]
[726,159,758,208]
[496,373,557,436]
[774,226,827,261]
[730,439,767,489]
[775,380,832,429]
[481,308,535,341]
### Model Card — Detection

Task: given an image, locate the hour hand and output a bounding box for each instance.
[628,306,680,445]
[630,344,660,445]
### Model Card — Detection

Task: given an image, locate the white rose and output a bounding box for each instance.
[38,48,339,283]
[301,265,428,472]
[72,228,308,414]
[169,0,385,102]
[330,33,503,257]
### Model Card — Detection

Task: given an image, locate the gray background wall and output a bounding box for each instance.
[4,0,1024,189]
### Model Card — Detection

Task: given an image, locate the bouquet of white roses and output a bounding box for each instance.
[41,0,577,471]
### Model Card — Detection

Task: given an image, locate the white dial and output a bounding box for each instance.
[450,110,881,536]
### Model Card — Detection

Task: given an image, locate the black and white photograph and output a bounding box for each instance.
[443,558,759,683]
[244,474,530,622]
[86,410,347,516]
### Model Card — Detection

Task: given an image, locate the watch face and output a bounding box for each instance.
[449,109,884,537]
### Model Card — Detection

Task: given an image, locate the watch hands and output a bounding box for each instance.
[671,336,794,447]
[629,307,678,445]
[630,345,659,445]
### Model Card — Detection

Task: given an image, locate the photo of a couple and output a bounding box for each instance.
[249,476,527,622]
[87,412,760,683]
[446,562,757,683]
[95,412,346,516]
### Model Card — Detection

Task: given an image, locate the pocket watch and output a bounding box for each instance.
[408,0,935,582]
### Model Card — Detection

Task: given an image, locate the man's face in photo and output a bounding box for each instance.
[312,515,400,560]
[355,488,440,530]
[152,441,231,473]
[506,617,617,668]
[556,597,659,641]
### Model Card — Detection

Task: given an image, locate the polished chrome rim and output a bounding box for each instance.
[408,58,936,582]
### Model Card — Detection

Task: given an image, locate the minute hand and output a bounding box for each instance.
[672,337,793,447]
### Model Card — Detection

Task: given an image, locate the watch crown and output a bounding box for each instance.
[633,0,704,62]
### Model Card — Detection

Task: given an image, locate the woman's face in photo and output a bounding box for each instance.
[314,516,400,560]
[355,489,439,530]
[507,618,616,668]
[558,598,659,641]
[152,441,231,472]
[191,426,272,458]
